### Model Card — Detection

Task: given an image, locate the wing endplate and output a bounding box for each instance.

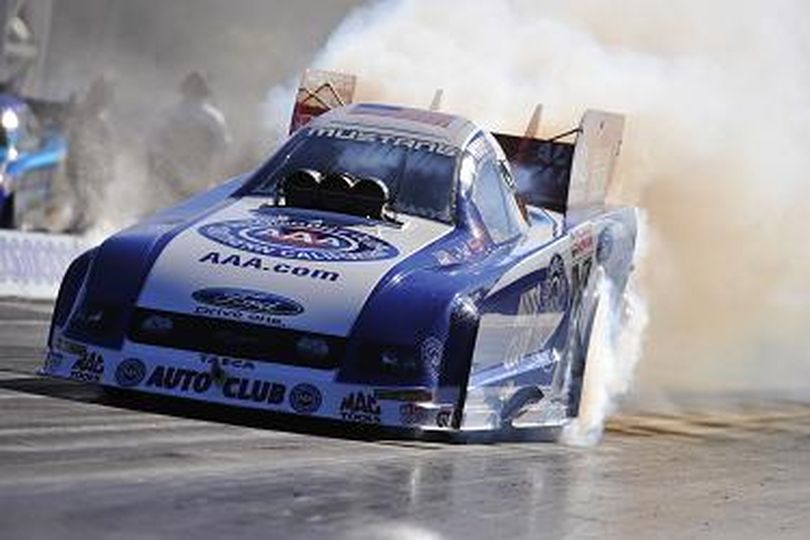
[565,110,624,227]
[492,108,624,228]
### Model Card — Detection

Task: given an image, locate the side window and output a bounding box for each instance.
[498,160,529,229]
[472,155,520,244]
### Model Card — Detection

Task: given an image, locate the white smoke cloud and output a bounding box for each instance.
[264,0,810,417]
[561,259,650,446]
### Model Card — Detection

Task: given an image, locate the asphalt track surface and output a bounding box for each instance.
[1,299,809,539]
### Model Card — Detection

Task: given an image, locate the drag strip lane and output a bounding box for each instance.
[1,299,809,539]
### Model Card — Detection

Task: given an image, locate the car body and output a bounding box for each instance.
[0,93,68,229]
[40,71,638,435]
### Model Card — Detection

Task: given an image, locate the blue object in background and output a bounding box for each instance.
[0,93,68,229]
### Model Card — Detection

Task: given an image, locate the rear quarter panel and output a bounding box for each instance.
[460,206,637,430]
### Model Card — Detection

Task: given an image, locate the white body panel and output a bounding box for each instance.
[137,197,452,337]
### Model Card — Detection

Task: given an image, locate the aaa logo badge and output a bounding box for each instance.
[198,212,399,262]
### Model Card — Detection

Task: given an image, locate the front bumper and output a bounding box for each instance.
[40,336,458,432]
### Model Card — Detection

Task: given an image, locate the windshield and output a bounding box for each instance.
[248,126,458,223]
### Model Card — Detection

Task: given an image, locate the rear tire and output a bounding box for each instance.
[566,295,600,417]
[574,292,611,422]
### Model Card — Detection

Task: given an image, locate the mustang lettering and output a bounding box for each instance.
[309,126,458,157]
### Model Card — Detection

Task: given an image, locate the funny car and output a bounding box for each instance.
[41,70,638,435]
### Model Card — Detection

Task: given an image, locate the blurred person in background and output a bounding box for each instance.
[65,75,117,233]
[147,71,231,206]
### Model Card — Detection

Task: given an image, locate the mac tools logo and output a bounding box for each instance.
[198,211,399,262]
[192,288,304,316]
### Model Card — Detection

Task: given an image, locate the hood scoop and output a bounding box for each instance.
[282,169,394,223]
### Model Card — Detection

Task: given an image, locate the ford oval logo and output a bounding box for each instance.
[192,288,304,316]
[197,211,399,262]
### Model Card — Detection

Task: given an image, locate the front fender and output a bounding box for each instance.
[49,247,96,347]
[338,257,494,391]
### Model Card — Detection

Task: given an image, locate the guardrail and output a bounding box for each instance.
[0,230,93,300]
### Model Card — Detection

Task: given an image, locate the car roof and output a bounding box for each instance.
[311,103,480,148]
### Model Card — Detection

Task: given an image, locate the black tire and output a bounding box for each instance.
[566,293,601,417]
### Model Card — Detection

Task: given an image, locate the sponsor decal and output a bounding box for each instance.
[309,125,458,156]
[198,212,399,263]
[115,358,147,388]
[199,353,255,371]
[421,337,444,371]
[199,251,340,282]
[289,383,323,415]
[69,351,104,383]
[434,249,459,266]
[507,257,570,369]
[339,391,381,424]
[146,366,213,393]
[436,408,453,428]
[192,287,305,327]
[467,236,486,256]
[195,304,285,327]
[541,254,569,312]
[596,227,614,264]
[145,365,285,405]
[517,254,570,315]
[399,403,428,426]
[374,388,433,402]
[571,226,595,261]
[193,288,304,316]
[433,236,487,267]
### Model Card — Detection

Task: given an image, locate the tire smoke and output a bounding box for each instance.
[264,0,810,419]
[561,258,650,446]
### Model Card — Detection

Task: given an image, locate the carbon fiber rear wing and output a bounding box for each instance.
[493,109,625,228]
[288,69,445,134]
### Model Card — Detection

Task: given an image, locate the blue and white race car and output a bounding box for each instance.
[41,71,638,436]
